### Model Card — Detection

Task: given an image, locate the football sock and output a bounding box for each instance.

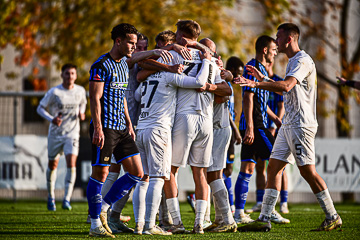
[159,190,172,224]
[133,180,149,224]
[210,179,234,224]
[46,167,57,199]
[223,173,234,207]
[111,186,132,216]
[103,173,141,209]
[205,185,211,222]
[166,197,182,225]
[259,188,279,221]
[234,172,252,217]
[87,177,103,219]
[90,218,102,229]
[315,189,338,220]
[280,190,288,204]
[195,199,207,226]
[64,167,76,202]
[144,178,165,229]
[101,172,119,196]
[257,189,265,204]
[212,194,222,224]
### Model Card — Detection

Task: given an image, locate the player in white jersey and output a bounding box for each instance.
[159,20,232,234]
[37,63,86,211]
[134,50,212,235]
[236,23,341,232]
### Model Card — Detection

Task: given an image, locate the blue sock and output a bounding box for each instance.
[256,189,265,203]
[234,172,252,209]
[280,190,288,203]
[103,173,141,205]
[87,177,103,219]
[223,173,234,206]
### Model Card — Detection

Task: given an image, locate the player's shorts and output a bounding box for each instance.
[172,113,213,168]
[47,136,79,160]
[240,127,275,163]
[270,126,317,166]
[208,126,232,172]
[136,128,171,180]
[226,128,236,164]
[90,123,139,166]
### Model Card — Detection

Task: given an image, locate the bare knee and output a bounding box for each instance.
[91,166,109,182]
[48,160,59,170]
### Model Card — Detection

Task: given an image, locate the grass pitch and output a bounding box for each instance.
[0,200,359,239]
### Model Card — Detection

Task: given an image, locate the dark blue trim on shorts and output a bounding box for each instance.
[258,128,273,152]
[241,158,257,164]
[226,158,234,164]
[116,153,140,164]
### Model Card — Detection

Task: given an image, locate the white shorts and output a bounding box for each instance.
[48,136,79,160]
[136,128,171,180]
[208,126,232,172]
[270,127,317,166]
[171,114,213,168]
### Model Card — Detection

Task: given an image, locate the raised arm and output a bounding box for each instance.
[126,49,173,68]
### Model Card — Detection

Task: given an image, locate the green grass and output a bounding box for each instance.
[0,200,359,239]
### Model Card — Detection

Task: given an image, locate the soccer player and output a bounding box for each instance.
[37,63,86,211]
[223,56,244,214]
[234,35,281,224]
[134,48,213,235]
[236,23,342,232]
[87,23,173,238]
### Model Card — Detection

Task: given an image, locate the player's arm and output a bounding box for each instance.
[179,37,217,57]
[79,89,86,121]
[243,91,255,145]
[214,95,230,104]
[126,49,173,69]
[220,69,233,82]
[229,113,242,144]
[37,91,62,126]
[266,105,281,129]
[199,81,232,97]
[137,61,184,82]
[337,76,360,90]
[89,81,105,149]
[160,43,191,60]
[277,99,285,120]
[123,97,135,140]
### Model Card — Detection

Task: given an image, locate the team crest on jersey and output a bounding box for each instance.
[104,157,109,162]
[110,82,128,89]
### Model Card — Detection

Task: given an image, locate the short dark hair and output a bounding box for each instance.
[155,30,176,45]
[277,23,300,41]
[226,56,244,71]
[255,35,276,54]
[137,33,148,46]
[111,23,138,42]
[176,20,201,40]
[61,63,77,73]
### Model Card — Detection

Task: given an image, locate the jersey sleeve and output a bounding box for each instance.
[39,87,54,108]
[170,59,211,88]
[214,67,223,84]
[89,62,107,82]
[157,50,182,66]
[286,57,310,84]
[242,65,257,93]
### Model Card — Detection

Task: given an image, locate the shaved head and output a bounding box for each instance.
[199,38,216,53]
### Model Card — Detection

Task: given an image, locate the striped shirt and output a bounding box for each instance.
[89,53,129,130]
[267,74,284,128]
[239,59,269,130]
[227,82,235,121]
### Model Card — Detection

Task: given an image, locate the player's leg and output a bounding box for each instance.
[246,158,265,214]
[223,130,235,213]
[46,137,62,211]
[280,169,289,214]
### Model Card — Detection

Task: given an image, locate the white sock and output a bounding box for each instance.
[212,194,222,224]
[210,179,234,224]
[205,185,211,222]
[195,199,207,226]
[133,181,149,224]
[235,208,245,219]
[64,167,76,202]
[159,190,172,224]
[46,168,57,199]
[101,200,111,213]
[315,189,338,220]
[101,172,119,196]
[144,178,165,229]
[259,188,279,221]
[166,197,182,225]
[112,186,132,215]
[90,218,102,229]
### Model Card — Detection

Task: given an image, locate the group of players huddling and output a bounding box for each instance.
[38,19,343,238]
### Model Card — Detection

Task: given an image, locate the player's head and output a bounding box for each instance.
[256,35,277,64]
[226,56,244,78]
[199,38,216,53]
[61,63,77,87]
[111,23,138,58]
[276,23,300,53]
[155,30,176,48]
[175,20,201,43]
[135,33,148,53]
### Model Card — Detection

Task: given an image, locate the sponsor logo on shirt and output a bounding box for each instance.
[93,74,101,81]
[110,82,128,89]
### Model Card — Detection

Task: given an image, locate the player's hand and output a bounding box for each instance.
[196,83,208,92]
[172,44,191,60]
[235,133,242,145]
[221,70,233,82]
[243,127,254,145]
[52,113,62,126]
[336,76,346,85]
[179,37,196,48]
[153,49,173,63]
[233,76,257,88]
[216,56,224,69]
[274,117,282,130]
[92,128,105,149]
[128,127,136,141]
[198,50,211,61]
[246,65,265,81]
[169,64,184,74]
